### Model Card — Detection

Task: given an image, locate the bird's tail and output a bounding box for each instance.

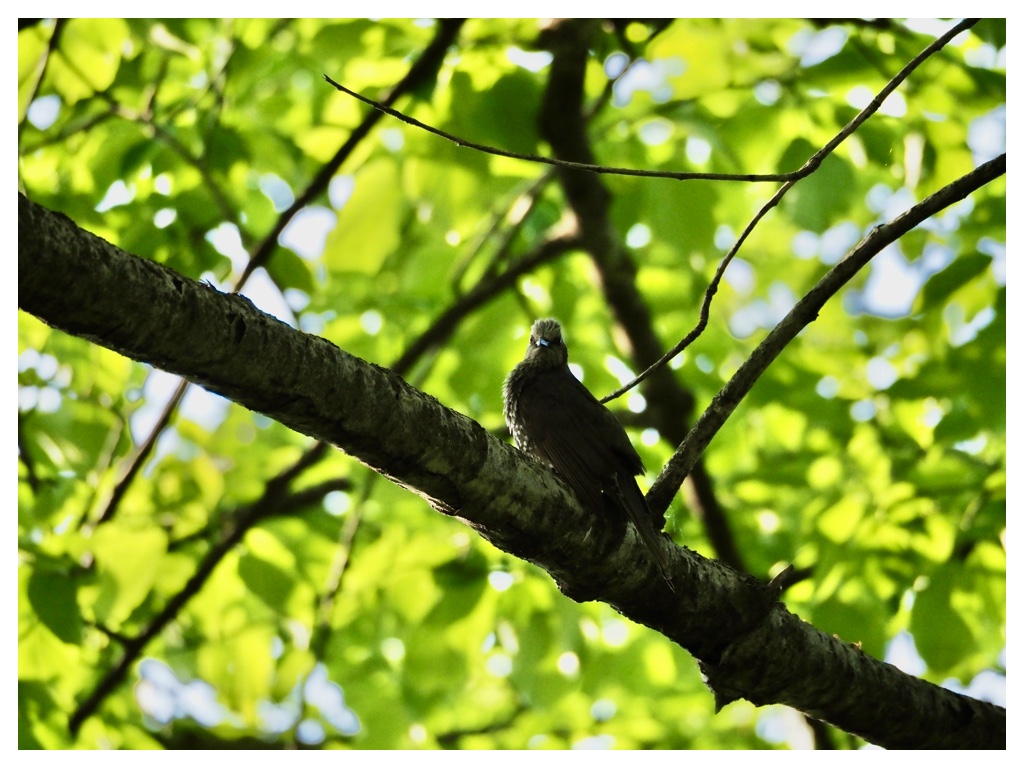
[610,475,675,592]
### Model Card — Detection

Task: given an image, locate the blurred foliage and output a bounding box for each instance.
[18,18,1004,749]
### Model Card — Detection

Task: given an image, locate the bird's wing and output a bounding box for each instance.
[515,368,641,507]
[513,366,674,589]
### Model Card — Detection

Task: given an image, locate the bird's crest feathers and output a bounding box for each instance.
[523,318,567,365]
[531,318,563,346]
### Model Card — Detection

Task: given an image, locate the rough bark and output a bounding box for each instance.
[18,194,1006,748]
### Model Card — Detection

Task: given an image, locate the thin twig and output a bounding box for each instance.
[646,153,1005,517]
[309,471,375,660]
[86,379,189,529]
[450,169,557,293]
[599,17,979,404]
[238,19,466,290]
[324,74,795,183]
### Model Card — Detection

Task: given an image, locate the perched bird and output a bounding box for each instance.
[503,318,674,589]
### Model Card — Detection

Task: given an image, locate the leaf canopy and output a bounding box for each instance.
[18,18,1004,749]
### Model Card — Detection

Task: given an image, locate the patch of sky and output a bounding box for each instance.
[27,94,61,130]
[611,57,684,106]
[507,46,552,72]
[787,26,848,67]
[280,205,335,259]
[259,173,295,212]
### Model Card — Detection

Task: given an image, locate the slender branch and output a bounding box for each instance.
[67,444,341,736]
[17,415,41,492]
[435,703,530,748]
[87,379,188,529]
[309,472,375,660]
[599,17,980,404]
[81,19,465,531]
[325,73,793,183]
[238,19,465,289]
[324,18,978,188]
[450,170,556,294]
[646,153,1006,517]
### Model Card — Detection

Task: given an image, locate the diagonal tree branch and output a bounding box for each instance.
[600,17,980,404]
[18,192,1005,748]
[646,153,1006,517]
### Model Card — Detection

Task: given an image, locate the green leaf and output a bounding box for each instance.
[779,139,856,232]
[265,247,315,293]
[238,552,295,614]
[48,19,130,104]
[323,158,403,275]
[915,252,991,312]
[26,570,83,646]
[88,525,168,626]
[911,564,976,673]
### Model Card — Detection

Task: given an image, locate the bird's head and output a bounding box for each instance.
[524,318,569,367]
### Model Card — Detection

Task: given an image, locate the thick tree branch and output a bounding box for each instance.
[19,194,1004,748]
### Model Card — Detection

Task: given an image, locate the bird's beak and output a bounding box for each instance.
[535,338,553,349]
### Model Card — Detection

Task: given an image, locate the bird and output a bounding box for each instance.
[503,318,674,590]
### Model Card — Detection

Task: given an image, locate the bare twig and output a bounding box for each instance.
[450,169,557,294]
[646,153,1005,517]
[324,17,977,189]
[600,17,980,404]
[240,19,466,289]
[324,73,797,183]
[87,379,189,529]
[309,471,375,660]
